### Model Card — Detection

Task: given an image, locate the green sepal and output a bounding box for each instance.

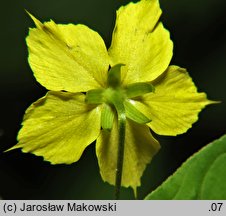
[107,64,125,88]
[125,82,155,98]
[85,89,104,104]
[124,100,151,124]
[101,104,115,131]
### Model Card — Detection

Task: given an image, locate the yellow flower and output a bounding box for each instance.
[9,0,214,194]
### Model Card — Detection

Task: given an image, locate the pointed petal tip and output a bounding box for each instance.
[133,186,138,199]
[25,10,43,29]
[208,100,221,105]
[3,144,20,153]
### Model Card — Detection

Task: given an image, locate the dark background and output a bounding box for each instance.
[0,0,225,199]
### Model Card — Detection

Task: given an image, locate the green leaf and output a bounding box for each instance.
[124,100,151,124]
[101,104,114,131]
[145,134,226,200]
[85,89,104,104]
[107,64,125,88]
[125,82,155,98]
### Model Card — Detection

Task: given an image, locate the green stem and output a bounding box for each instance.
[114,102,126,200]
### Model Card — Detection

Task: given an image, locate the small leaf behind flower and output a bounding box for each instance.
[124,100,151,124]
[101,104,115,131]
[145,134,226,200]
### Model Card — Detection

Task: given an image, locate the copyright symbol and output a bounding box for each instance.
[3,203,17,213]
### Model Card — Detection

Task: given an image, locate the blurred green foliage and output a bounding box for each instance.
[0,0,225,199]
[146,134,226,199]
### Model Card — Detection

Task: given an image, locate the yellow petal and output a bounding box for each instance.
[8,91,101,164]
[96,119,160,195]
[133,66,217,136]
[108,0,173,85]
[27,14,109,92]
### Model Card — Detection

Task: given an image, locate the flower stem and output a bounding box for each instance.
[114,103,126,200]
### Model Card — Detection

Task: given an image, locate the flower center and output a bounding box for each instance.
[85,64,154,130]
